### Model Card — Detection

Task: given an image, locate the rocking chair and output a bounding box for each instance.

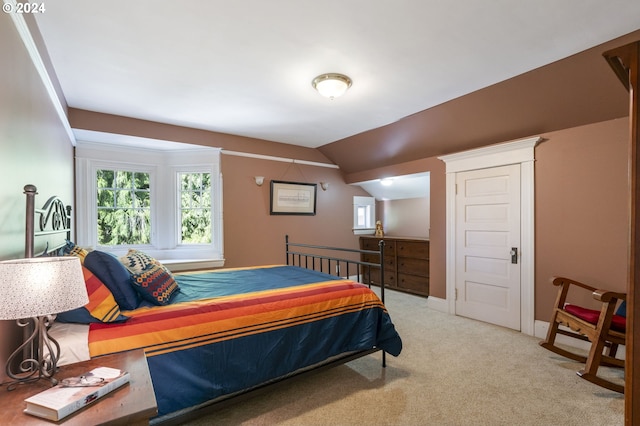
[539,276,626,393]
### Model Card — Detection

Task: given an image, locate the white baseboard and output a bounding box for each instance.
[425,296,448,313]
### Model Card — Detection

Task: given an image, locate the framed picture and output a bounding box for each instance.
[270,180,317,215]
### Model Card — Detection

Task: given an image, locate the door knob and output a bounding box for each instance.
[510,247,518,264]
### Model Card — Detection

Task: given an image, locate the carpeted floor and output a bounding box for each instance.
[180,289,624,426]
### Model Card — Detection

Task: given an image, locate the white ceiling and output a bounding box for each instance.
[354,173,430,201]
[34,1,640,149]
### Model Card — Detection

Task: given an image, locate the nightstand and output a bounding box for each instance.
[0,349,157,425]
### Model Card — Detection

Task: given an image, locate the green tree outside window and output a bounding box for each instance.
[180,172,212,244]
[97,169,151,245]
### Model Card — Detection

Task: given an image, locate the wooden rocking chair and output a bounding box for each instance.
[539,276,626,393]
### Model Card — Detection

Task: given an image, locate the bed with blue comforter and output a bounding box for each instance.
[23,188,402,422]
[88,265,402,420]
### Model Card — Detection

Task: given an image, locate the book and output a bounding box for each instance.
[23,366,130,421]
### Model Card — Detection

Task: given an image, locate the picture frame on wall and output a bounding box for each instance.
[270,180,317,215]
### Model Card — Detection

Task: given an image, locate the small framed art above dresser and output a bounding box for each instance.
[360,236,429,297]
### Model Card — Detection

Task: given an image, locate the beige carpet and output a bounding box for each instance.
[180,289,624,426]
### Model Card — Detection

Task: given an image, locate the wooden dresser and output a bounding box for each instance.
[359,236,429,297]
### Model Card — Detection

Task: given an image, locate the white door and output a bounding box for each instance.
[455,164,521,330]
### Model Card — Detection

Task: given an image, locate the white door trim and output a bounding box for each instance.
[439,136,540,335]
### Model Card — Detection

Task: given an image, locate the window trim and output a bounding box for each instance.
[353,195,376,235]
[75,140,224,266]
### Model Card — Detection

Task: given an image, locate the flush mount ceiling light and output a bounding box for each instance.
[312,73,352,100]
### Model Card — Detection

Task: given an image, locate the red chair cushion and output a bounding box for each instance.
[564,304,626,332]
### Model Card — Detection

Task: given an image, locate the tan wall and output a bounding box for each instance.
[344,157,447,299]
[221,154,370,268]
[535,118,629,318]
[345,118,629,318]
[380,197,430,239]
[68,108,333,166]
[0,14,75,382]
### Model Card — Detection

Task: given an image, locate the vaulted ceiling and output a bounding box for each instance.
[33,1,640,175]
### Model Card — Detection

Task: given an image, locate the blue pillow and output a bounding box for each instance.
[56,265,129,324]
[84,250,140,310]
[616,300,626,317]
[57,308,129,324]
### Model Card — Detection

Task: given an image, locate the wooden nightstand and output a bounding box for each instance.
[0,349,157,425]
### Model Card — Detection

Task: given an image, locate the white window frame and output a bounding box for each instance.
[353,196,376,235]
[75,140,224,270]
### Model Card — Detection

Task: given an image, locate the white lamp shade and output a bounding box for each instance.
[0,257,88,320]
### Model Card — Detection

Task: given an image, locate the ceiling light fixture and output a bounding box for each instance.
[312,73,352,100]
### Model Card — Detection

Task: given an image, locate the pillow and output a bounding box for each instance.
[61,240,89,264]
[119,249,159,274]
[119,249,180,305]
[84,250,140,310]
[56,266,128,324]
[131,263,180,306]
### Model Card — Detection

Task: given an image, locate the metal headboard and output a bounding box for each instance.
[24,184,72,258]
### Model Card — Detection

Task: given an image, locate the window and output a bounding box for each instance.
[179,172,211,244]
[97,169,151,245]
[353,196,376,235]
[75,140,223,268]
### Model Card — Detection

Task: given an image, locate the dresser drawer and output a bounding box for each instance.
[398,273,429,294]
[360,267,396,287]
[359,236,428,297]
[360,238,396,254]
[397,257,429,276]
[396,241,429,259]
[362,252,394,265]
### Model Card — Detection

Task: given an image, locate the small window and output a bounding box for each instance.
[179,172,212,244]
[353,196,376,235]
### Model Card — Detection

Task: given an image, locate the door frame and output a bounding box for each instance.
[439,136,540,335]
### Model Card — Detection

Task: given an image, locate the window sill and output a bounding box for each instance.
[353,228,375,235]
[158,258,225,272]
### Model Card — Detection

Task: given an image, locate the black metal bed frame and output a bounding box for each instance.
[285,234,386,303]
[24,184,72,258]
[22,187,392,425]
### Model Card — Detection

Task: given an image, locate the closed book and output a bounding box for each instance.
[23,367,130,421]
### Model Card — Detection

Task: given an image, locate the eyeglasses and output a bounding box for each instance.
[60,374,105,387]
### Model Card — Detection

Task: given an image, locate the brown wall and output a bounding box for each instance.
[221,154,370,268]
[68,111,373,266]
[344,118,629,318]
[380,197,430,239]
[68,109,334,166]
[0,14,75,382]
[535,118,629,318]
[345,158,447,299]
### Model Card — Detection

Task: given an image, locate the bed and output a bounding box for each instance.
[22,185,403,424]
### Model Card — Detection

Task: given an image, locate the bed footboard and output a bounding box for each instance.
[284,234,386,302]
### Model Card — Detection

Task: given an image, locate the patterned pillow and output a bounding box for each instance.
[61,240,89,264]
[130,263,180,306]
[56,266,128,324]
[119,249,159,274]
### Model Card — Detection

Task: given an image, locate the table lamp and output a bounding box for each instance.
[0,256,88,389]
